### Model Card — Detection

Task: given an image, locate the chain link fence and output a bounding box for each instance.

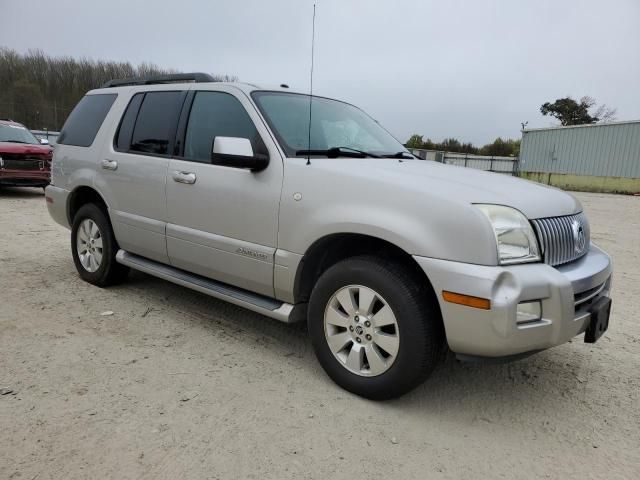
[409,149,520,176]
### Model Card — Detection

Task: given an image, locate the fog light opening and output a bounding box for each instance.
[517,300,542,325]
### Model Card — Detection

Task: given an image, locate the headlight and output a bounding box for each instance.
[475,204,540,265]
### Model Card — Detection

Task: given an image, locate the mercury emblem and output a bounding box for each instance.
[571,219,586,253]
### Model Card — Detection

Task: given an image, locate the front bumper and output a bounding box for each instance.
[414,244,612,358]
[0,169,50,186]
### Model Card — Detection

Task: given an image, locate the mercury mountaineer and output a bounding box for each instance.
[45,73,612,399]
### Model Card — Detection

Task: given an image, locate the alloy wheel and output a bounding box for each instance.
[76,218,103,273]
[323,285,400,377]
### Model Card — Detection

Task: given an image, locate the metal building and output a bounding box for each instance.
[519,120,640,193]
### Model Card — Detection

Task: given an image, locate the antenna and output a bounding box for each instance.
[306,3,317,165]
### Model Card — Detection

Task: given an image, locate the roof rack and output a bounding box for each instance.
[101,72,216,88]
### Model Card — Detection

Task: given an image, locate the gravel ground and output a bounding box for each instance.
[0,187,638,480]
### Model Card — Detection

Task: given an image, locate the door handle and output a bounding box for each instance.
[101,159,118,171]
[172,171,197,185]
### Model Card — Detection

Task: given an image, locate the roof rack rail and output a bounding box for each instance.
[101,72,216,88]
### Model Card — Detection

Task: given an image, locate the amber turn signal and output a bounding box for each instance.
[442,291,491,310]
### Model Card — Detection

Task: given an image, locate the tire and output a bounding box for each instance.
[71,203,129,287]
[308,255,443,400]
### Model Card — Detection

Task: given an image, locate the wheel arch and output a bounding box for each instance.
[293,233,439,307]
[67,185,110,225]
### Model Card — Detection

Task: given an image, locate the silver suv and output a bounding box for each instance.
[46,73,613,399]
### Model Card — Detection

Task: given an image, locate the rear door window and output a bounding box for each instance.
[58,94,117,147]
[129,91,184,156]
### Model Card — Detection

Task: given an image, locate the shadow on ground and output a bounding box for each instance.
[0,186,45,198]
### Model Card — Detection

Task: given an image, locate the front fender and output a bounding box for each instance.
[278,161,498,265]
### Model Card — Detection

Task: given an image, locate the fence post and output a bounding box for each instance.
[489,157,494,172]
[464,154,468,167]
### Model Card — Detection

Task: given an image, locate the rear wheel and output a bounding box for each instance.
[308,256,443,400]
[71,203,129,287]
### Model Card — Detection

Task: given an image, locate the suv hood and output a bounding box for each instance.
[313,158,581,219]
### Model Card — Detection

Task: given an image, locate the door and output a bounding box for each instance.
[95,90,186,264]
[165,88,283,297]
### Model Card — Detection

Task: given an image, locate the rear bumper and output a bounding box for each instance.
[45,185,71,229]
[414,244,612,357]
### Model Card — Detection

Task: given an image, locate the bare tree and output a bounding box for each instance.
[0,47,236,130]
[580,96,617,123]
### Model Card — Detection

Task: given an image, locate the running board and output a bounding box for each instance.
[116,250,295,323]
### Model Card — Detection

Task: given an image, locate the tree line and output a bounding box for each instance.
[0,47,235,131]
[405,135,521,157]
[1,46,617,146]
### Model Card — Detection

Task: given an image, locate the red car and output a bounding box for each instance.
[0,119,53,188]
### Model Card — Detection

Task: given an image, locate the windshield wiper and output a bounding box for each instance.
[381,151,415,159]
[295,146,381,158]
[3,140,30,144]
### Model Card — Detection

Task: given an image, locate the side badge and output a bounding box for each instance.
[293,192,302,201]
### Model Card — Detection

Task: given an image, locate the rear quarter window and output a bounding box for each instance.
[115,93,144,151]
[58,94,117,147]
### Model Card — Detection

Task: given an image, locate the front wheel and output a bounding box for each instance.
[308,256,443,400]
[71,203,129,287]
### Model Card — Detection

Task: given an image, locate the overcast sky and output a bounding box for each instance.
[2,0,639,145]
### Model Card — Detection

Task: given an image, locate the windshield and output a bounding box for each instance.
[0,124,40,145]
[252,91,407,158]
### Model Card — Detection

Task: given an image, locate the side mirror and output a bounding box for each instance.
[39,138,50,145]
[211,136,269,171]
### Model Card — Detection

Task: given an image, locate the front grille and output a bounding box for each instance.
[0,154,49,171]
[531,212,590,266]
[1,158,45,171]
[574,280,606,306]
[574,277,611,312]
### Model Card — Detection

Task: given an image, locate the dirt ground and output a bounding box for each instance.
[0,187,638,480]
